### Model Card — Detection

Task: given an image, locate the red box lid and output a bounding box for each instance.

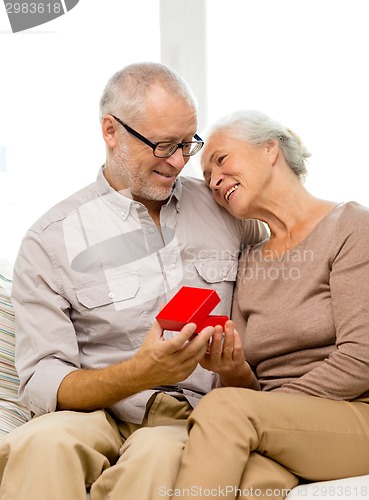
[156,286,221,331]
[197,315,228,331]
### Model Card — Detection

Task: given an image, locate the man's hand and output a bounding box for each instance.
[134,321,215,387]
[57,320,214,412]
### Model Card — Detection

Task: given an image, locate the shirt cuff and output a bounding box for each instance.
[22,361,78,416]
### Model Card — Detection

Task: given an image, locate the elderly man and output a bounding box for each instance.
[0,63,265,500]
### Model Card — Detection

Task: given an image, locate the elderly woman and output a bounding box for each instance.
[172,110,369,498]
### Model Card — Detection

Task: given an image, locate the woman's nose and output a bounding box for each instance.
[210,174,223,191]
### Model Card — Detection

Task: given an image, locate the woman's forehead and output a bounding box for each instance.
[203,132,238,159]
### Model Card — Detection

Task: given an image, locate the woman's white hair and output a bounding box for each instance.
[99,62,197,124]
[208,110,311,181]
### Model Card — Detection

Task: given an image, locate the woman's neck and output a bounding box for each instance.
[259,186,338,255]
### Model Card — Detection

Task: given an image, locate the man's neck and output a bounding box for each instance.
[133,195,167,227]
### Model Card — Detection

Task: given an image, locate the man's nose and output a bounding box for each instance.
[165,148,186,170]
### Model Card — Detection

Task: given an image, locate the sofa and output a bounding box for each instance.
[1,270,368,498]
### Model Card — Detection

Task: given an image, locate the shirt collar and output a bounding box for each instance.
[96,166,183,216]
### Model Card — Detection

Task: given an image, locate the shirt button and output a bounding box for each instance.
[148,227,155,234]
[108,292,114,299]
[120,210,125,216]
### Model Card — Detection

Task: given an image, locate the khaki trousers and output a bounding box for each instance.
[0,393,192,500]
[174,388,369,499]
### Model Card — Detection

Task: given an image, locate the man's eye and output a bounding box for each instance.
[156,143,174,152]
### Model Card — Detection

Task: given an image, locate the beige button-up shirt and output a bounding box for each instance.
[12,168,266,423]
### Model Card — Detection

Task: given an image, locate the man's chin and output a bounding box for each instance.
[132,186,174,203]
[151,190,174,202]
[150,181,176,200]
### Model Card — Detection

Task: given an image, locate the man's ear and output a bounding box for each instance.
[265,139,279,165]
[102,115,118,148]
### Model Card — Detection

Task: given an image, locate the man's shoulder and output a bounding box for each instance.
[177,176,239,219]
[178,175,207,190]
[30,181,97,234]
[177,175,218,203]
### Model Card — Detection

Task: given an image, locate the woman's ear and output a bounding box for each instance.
[102,115,118,148]
[265,139,279,165]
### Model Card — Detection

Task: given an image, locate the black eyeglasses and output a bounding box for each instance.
[110,114,204,158]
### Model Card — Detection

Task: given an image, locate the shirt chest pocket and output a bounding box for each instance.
[184,259,238,315]
[193,259,238,284]
[75,273,140,311]
[73,273,142,351]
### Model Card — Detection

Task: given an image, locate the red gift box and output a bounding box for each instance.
[156,286,228,333]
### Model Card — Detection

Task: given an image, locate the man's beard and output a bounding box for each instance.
[111,144,176,201]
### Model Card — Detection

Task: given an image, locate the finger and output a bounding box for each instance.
[192,325,215,347]
[213,324,225,339]
[231,329,245,364]
[224,319,235,333]
[181,326,215,361]
[222,321,236,357]
[164,323,197,354]
[208,326,224,358]
[146,320,165,341]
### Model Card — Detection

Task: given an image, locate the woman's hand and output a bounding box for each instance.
[200,320,259,389]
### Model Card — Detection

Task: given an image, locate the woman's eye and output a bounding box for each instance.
[217,155,226,165]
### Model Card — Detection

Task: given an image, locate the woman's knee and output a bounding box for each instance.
[191,387,253,418]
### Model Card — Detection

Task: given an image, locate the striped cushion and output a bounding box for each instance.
[0,273,31,438]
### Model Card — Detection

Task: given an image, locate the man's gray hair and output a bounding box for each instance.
[208,110,311,180]
[99,62,197,124]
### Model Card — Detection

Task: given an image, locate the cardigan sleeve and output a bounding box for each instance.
[275,203,369,401]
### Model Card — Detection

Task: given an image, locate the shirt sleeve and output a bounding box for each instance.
[12,229,79,416]
[275,206,369,400]
[242,219,269,247]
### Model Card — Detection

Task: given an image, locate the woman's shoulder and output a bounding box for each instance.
[337,201,369,228]
[330,201,369,256]
[294,201,369,256]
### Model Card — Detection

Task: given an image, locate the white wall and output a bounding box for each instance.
[205,0,369,205]
[0,1,160,263]
[1,0,369,267]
